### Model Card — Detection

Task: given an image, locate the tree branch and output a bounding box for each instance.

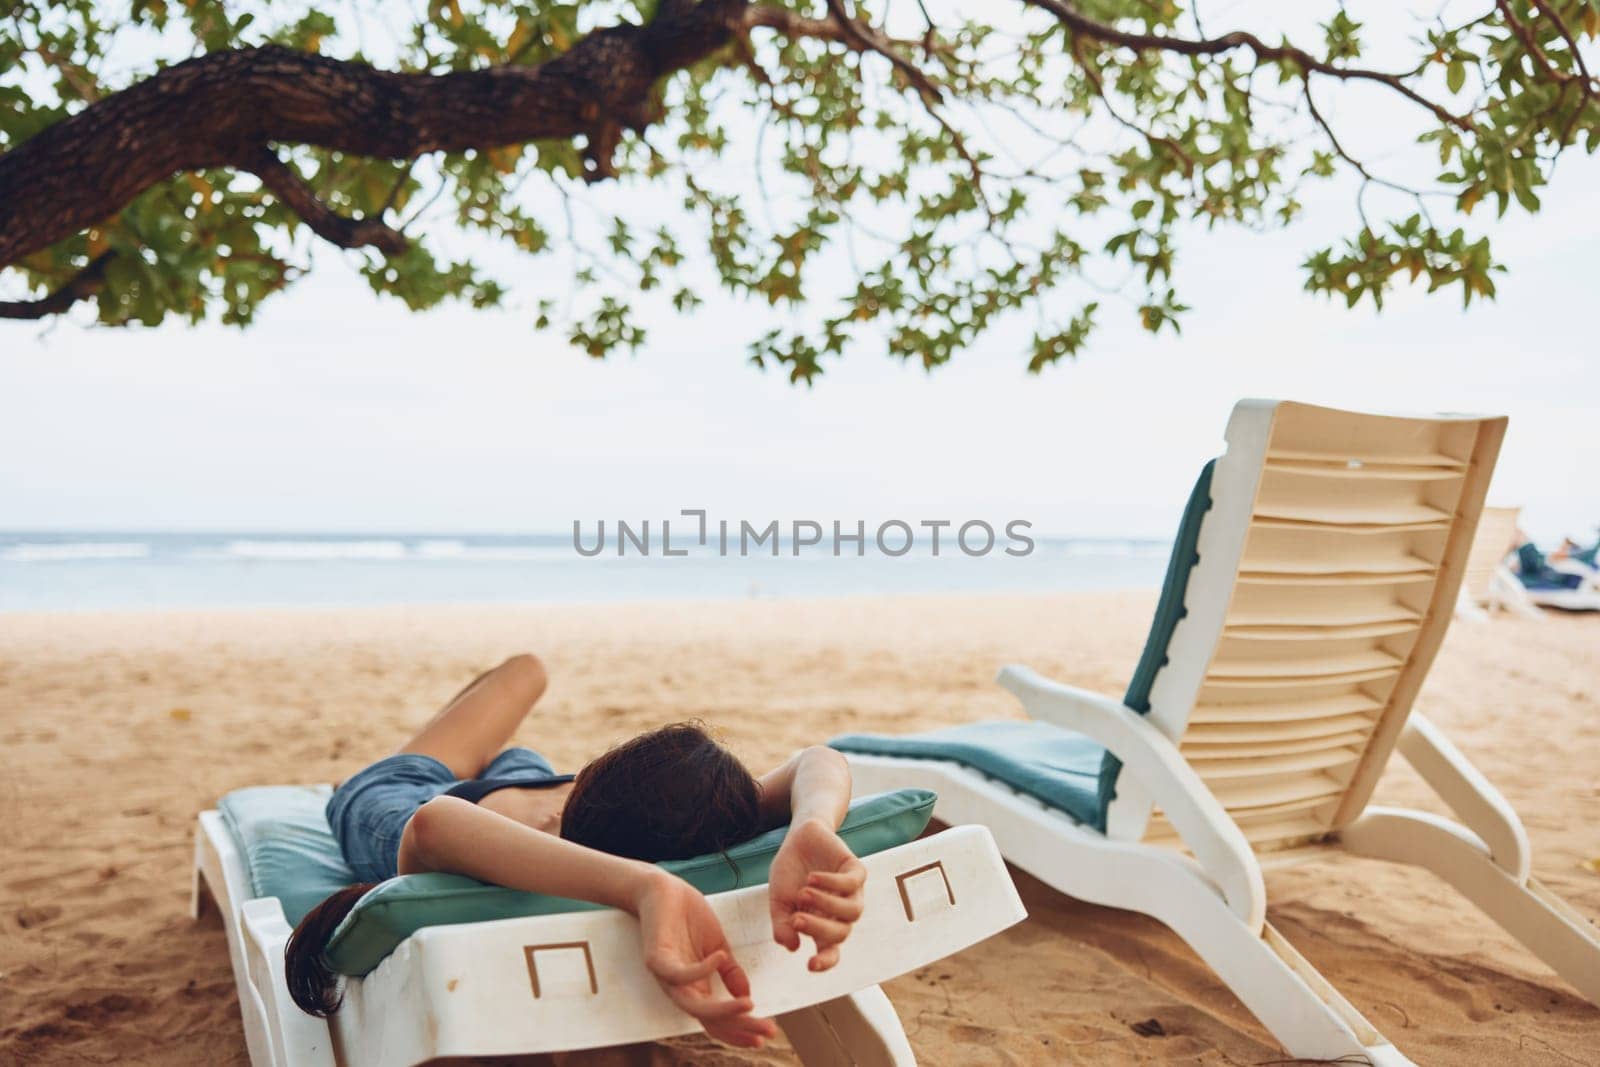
[743,6,847,41]
[744,3,941,94]
[246,147,408,254]
[1527,0,1594,86]
[0,250,115,319]
[0,0,750,269]
[823,0,943,101]
[1071,35,1194,179]
[744,4,972,216]
[1495,0,1565,85]
[1023,0,1474,132]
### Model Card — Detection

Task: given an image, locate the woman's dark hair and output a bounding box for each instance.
[560,721,762,862]
[285,882,376,1017]
[285,721,760,1017]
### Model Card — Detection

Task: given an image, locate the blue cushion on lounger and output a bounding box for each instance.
[830,721,1106,827]
[1522,570,1583,591]
[217,784,936,976]
[218,785,357,928]
[1515,542,1582,589]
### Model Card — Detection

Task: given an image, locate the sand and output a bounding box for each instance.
[1,591,1597,1065]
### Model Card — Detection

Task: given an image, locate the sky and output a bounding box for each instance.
[2,4,1597,544]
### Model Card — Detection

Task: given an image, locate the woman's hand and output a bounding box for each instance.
[395,801,774,1047]
[633,869,778,1049]
[767,818,868,972]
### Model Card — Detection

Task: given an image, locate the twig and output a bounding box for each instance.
[246,147,409,255]
[1024,0,1475,132]
[0,250,115,319]
[823,0,944,101]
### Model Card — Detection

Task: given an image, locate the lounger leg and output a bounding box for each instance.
[191,841,211,920]
[843,757,1407,1063]
[776,985,916,1067]
[1342,809,1600,1004]
[1491,566,1545,620]
[1002,837,1405,1063]
[1138,869,1409,1065]
[1454,588,1490,623]
[972,803,1399,1060]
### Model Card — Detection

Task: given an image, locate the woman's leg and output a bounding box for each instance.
[397,654,549,779]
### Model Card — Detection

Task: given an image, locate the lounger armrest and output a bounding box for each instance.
[1548,559,1599,586]
[334,827,1025,1059]
[1397,712,1531,883]
[997,664,1266,931]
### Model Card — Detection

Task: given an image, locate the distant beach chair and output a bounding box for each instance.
[1454,505,1543,620]
[830,400,1600,1067]
[192,786,1023,1067]
[1514,540,1600,611]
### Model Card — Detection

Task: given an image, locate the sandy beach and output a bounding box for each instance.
[1,591,1596,1065]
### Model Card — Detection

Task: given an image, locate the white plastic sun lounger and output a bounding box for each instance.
[192,786,1024,1066]
[832,400,1600,1066]
[1454,505,1543,621]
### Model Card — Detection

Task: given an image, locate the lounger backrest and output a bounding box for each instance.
[1460,506,1522,604]
[1104,400,1507,851]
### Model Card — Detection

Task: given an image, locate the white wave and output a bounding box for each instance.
[414,540,565,561]
[223,539,410,561]
[415,539,469,558]
[1056,540,1170,559]
[2,541,153,562]
[211,538,569,562]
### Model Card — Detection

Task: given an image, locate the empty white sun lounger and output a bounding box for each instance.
[192,785,1024,1066]
[832,399,1600,1066]
[1454,505,1543,620]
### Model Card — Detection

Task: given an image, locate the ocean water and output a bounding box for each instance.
[0,531,1171,612]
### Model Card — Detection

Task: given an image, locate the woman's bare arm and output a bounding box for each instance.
[400,794,647,900]
[755,745,852,831]
[398,796,777,1048]
[757,747,867,971]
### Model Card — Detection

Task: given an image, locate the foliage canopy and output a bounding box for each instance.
[1,1,1596,379]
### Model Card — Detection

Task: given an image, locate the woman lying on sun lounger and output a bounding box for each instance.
[284,654,866,1051]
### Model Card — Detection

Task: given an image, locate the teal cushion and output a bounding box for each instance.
[218,784,935,977]
[832,462,1216,836]
[1103,460,1215,827]
[319,788,934,976]
[218,785,356,927]
[830,721,1104,827]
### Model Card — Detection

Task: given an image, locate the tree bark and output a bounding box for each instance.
[0,0,749,269]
